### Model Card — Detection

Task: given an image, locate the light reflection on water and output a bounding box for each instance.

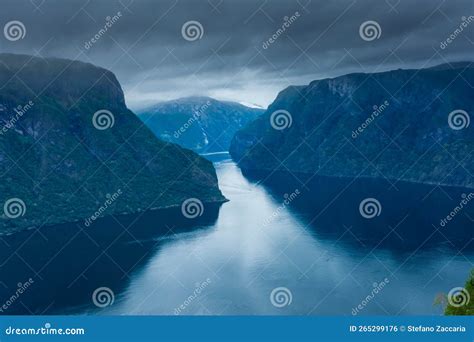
[104,157,473,315]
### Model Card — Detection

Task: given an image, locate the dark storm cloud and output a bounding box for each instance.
[0,0,472,108]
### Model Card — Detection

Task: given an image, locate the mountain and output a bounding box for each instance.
[137,97,264,153]
[230,62,474,189]
[0,54,225,234]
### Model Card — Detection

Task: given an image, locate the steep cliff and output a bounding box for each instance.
[138,97,263,153]
[0,54,225,233]
[230,62,474,189]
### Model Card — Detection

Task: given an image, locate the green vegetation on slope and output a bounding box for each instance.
[230,63,474,189]
[0,54,225,233]
[445,270,474,315]
[138,97,264,153]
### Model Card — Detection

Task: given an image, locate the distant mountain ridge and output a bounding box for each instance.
[138,97,264,153]
[230,62,474,189]
[0,54,225,233]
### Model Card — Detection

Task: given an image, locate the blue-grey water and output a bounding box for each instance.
[0,154,472,315]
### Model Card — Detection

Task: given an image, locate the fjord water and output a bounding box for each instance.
[1,154,472,315]
[105,154,473,315]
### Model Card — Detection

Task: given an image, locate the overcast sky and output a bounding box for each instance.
[0,0,472,109]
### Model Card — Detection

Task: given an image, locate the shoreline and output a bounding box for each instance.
[234,164,474,192]
[0,198,229,238]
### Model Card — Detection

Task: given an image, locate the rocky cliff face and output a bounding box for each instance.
[0,54,225,233]
[138,97,263,153]
[230,62,474,189]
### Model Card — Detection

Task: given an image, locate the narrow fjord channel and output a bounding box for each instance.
[1,154,472,315]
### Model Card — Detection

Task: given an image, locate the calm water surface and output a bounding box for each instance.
[105,155,473,315]
[0,154,472,315]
